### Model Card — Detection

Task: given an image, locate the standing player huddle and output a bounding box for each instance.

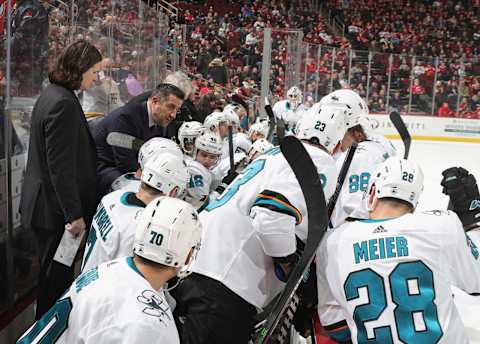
[17,197,202,344]
[171,102,347,344]
[316,157,480,344]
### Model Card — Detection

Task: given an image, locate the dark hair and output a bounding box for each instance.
[348,124,368,142]
[140,182,164,196]
[49,40,102,90]
[150,83,185,102]
[379,197,414,212]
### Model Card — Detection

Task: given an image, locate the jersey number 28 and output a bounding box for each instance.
[344,260,443,343]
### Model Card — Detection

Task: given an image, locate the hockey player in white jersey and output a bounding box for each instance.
[178,121,205,157]
[81,152,189,272]
[316,157,480,344]
[184,131,223,210]
[319,89,397,227]
[204,110,229,138]
[248,121,269,143]
[18,196,202,344]
[171,105,347,344]
[273,86,308,135]
[110,137,183,192]
[247,137,274,161]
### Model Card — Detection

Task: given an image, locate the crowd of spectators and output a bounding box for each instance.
[3,0,480,118]
[323,0,480,117]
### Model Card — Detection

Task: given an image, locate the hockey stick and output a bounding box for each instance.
[253,142,357,344]
[254,136,328,343]
[389,111,411,159]
[228,125,235,174]
[264,97,277,142]
[106,132,145,151]
[327,144,357,218]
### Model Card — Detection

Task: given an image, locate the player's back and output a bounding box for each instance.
[192,144,337,308]
[319,210,480,344]
[18,257,179,344]
[332,139,395,226]
[81,189,145,272]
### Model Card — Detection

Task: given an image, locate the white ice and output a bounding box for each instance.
[392,139,480,343]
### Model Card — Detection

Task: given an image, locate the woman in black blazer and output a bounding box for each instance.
[20,40,102,319]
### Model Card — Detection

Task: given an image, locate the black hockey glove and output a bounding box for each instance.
[441,167,480,229]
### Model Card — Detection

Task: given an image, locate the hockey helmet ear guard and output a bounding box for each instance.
[441,167,480,229]
[367,157,424,211]
[133,196,202,279]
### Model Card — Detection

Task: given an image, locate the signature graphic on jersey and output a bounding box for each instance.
[137,290,171,324]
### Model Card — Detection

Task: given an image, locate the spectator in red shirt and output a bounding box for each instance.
[438,102,455,117]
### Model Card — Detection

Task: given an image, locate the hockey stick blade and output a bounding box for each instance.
[106,132,145,151]
[389,112,411,159]
[254,136,328,343]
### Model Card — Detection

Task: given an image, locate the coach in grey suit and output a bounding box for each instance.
[21,40,103,319]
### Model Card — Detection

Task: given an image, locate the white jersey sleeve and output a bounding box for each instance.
[444,213,480,293]
[272,99,289,122]
[191,143,337,308]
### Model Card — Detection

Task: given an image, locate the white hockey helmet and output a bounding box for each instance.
[141,152,189,196]
[319,89,368,128]
[248,122,269,140]
[233,132,253,155]
[111,172,139,192]
[194,131,223,156]
[178,121,205,155]
[138,138,183,170]
[223,106,241,128]
[287,86,303,110]
[204,111,228,132]
[296,103,347,154]
[133,196,202,279]
[248,138,274,161]
[367,157,424,210]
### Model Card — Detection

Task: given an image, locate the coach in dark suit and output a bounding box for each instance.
[93,83,184,198]
[21,40,103,319]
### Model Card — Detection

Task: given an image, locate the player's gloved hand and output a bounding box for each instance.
[441,167,480,229]
[222,171,238,185]
[441,167,479,212]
